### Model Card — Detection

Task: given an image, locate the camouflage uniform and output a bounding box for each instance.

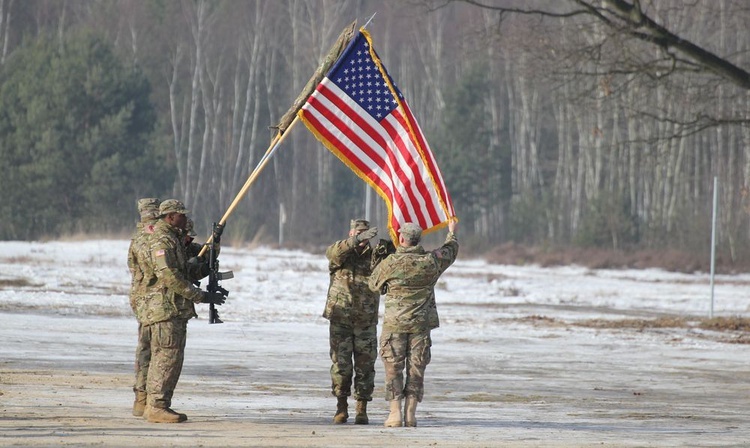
[140,201,205,410]
[128,198,161,314]
[183,218,203,271]
[324,220,380,402]
[368,226,458,402]
[127,198,160,404]
[183,218,221,281]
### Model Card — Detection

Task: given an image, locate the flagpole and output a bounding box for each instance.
[362,13,376,29]
[197,122,299,257]
[197,21,358,256]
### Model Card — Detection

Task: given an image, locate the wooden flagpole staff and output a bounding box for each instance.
[197,124,296,257]
[197,21,358,257]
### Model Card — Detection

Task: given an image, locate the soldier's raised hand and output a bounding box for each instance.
[448,219,457,233]
[212,223,225,243]
[356,226,378,242]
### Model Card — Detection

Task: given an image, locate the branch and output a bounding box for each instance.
[620,111,750,142]
[591,0,750,89]
[456,0,589,19]
[455,0,750,90]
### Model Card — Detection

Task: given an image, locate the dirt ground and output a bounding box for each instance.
[2,313,750,448]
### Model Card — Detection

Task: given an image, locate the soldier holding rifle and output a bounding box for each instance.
[139,199,227,423]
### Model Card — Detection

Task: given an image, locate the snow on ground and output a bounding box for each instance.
[3,240,747,322]
[1,240,749,447]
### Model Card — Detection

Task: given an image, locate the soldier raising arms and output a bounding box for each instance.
[369,220,458,428]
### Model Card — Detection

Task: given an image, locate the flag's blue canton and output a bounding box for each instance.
[328,34,403,121]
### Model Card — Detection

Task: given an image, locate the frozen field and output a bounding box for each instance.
[1,240,749,447]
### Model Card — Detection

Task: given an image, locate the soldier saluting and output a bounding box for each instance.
[324,219,380,424]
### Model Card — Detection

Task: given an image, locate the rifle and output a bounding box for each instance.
[206,222,233,324]
[371,238,396,269]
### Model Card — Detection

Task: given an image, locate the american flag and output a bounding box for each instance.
[298,29,455,240]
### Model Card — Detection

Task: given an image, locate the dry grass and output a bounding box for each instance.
[1,255,34,264]
[699,316,750,331]
[488,315,750,345]
[569,316,750,335]
[485,243,749,274]
[0,278,38,288]
[280,260,324,273]
[574,316,690,330]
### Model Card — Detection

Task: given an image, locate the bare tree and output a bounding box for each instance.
[0,0,14,64]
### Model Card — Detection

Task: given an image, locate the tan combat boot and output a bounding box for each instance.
[132,391,147,417]
[143,405,188,423]
[332,396,348,424]
[404,396,418,427]
[383,399,402,427]
[354,400,368,425]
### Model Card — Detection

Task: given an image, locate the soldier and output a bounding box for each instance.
[324,219,380,424]
[368,220,458,428]
[183,217,205,280]
[183,217,224,281]
[127,197,160,417]
[128,198,161,312]
[139,199,226,423]
[183,217,198,247]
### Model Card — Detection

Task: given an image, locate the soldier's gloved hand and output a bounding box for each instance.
[374,242,387,256]
[202,291,226,306]
[187,256,206,265]
[374,238,396,256]
[356,226,378,243]
[380,283,388,295]
[187,256,210,278]
[212,223,225,243]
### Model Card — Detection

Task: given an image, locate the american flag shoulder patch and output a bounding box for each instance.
[155,249,165,257]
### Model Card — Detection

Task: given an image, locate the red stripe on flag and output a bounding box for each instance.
[303,91,414,224]
[312,84,424,225]
[302,97,394,200]
[401,102,455,216]
[385,110,442,226]
[379,113,433,227]
[298,30,456,238]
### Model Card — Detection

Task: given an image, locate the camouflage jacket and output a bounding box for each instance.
[369,232,458,333]
[185,241,205,281]
[184,240,221,282]
[127,220,156,315]
[185,241,203,258]
[138,220,204,325]
[324,236,380,327]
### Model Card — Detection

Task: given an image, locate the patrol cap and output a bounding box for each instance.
[137,198,161,220]
[159,199,190,217]
[350,219,370,231]
[185,218,197,237]
[398,222,422,240]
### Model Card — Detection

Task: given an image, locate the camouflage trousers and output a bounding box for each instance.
[379,331,432,402]
[145,318,187,408]
[329,322,377,401]
[133,323,151,394]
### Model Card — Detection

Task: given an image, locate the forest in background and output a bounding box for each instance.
[0,0,749,264]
